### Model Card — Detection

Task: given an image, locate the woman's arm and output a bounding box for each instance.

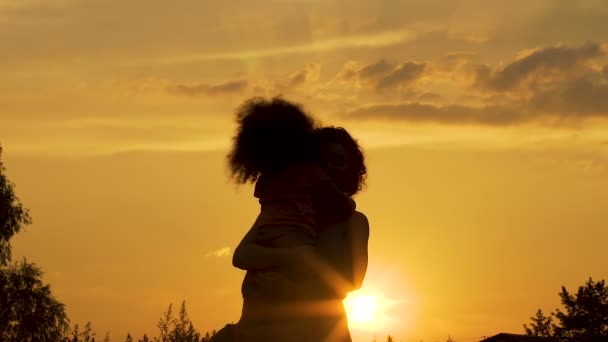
[233,210,370,293]
[316,210,369,294]
[346,211,370,290]
[232,213,316,271]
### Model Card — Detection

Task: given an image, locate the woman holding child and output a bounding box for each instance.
[212,98,370,342]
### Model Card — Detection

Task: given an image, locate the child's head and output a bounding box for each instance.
[228,97,317,184]
[314,126,367,196]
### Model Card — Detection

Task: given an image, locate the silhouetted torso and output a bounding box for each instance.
[237,219,353,342]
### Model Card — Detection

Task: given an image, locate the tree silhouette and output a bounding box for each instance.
[154,301,203,342]
[0,146,32,267]
[139,334,152,342]
[0,146,69,341]
[53,300,218,342]
[61,321,103,342]
[177,302,201,342]
[524,309,554,337]
[524,278,608,339]
[201,331,215,342]
[0,259,69,341]
[156,302,174,341]
[554,278,608,339]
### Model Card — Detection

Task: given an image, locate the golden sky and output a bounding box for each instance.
[2,0,608,341]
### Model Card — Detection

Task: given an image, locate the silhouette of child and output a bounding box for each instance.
[227,97,355,300]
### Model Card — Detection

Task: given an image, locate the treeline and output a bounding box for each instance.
[61,301,216,342]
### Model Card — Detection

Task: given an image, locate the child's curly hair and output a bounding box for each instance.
[228,97,318,184]
[314,126,367,196]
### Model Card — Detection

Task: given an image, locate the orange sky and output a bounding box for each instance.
[2,1,608,341]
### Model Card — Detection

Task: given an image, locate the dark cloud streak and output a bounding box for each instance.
[167,80,248,97]
[377,62,426,89]
[477,41,605,91]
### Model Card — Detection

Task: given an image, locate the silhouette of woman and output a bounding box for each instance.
[213,98,369,342]
[236,127,368,342]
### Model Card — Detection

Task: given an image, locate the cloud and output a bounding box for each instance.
[335,60,395,85]
[335,59,427,90]
[107,62,322,101]
[337,41,608,126]
[418,92,442,103]
[529,77,608,118]
[376,62,426,89]
[167,80,248,97]
[358,60,394,80]
[125,30,412,67]
[344,72,608,127]
[476,41,605,91]
[112,41,608,128]
[205,247,231,257]
[346,102,527,126]
[287,63,321,87]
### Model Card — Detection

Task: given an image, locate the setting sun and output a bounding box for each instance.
[344,291,384,329]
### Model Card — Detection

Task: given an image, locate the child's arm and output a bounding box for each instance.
[232,213,316,271]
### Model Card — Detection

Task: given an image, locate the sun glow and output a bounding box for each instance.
[343,291,382,328]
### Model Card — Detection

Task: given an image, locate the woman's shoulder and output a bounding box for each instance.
[349,211,370,237]
[351,211,369,224]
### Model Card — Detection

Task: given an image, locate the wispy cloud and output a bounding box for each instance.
[376,62,426,90]
[167,80,248,97]
[346,102,526,126]
[205,247,231,257]
[123,30,414,66]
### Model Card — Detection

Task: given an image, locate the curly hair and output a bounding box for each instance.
[314,126,367,196]
[227,97,318,184]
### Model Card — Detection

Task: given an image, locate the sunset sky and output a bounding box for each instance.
[2,0,608,341]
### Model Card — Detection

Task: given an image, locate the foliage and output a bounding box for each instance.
[554,278,608,339]
[524,278,608,339]
[0,259,70,341]
[154,301,207,342]
[0,145,32,267]
[0,146,70,341]
[138,334,152,342]
[524,309,554,337]
[58,302,216,342]
[64,322,96,342]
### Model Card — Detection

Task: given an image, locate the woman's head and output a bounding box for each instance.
[228,97,317,184]
[314,126,366,196]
